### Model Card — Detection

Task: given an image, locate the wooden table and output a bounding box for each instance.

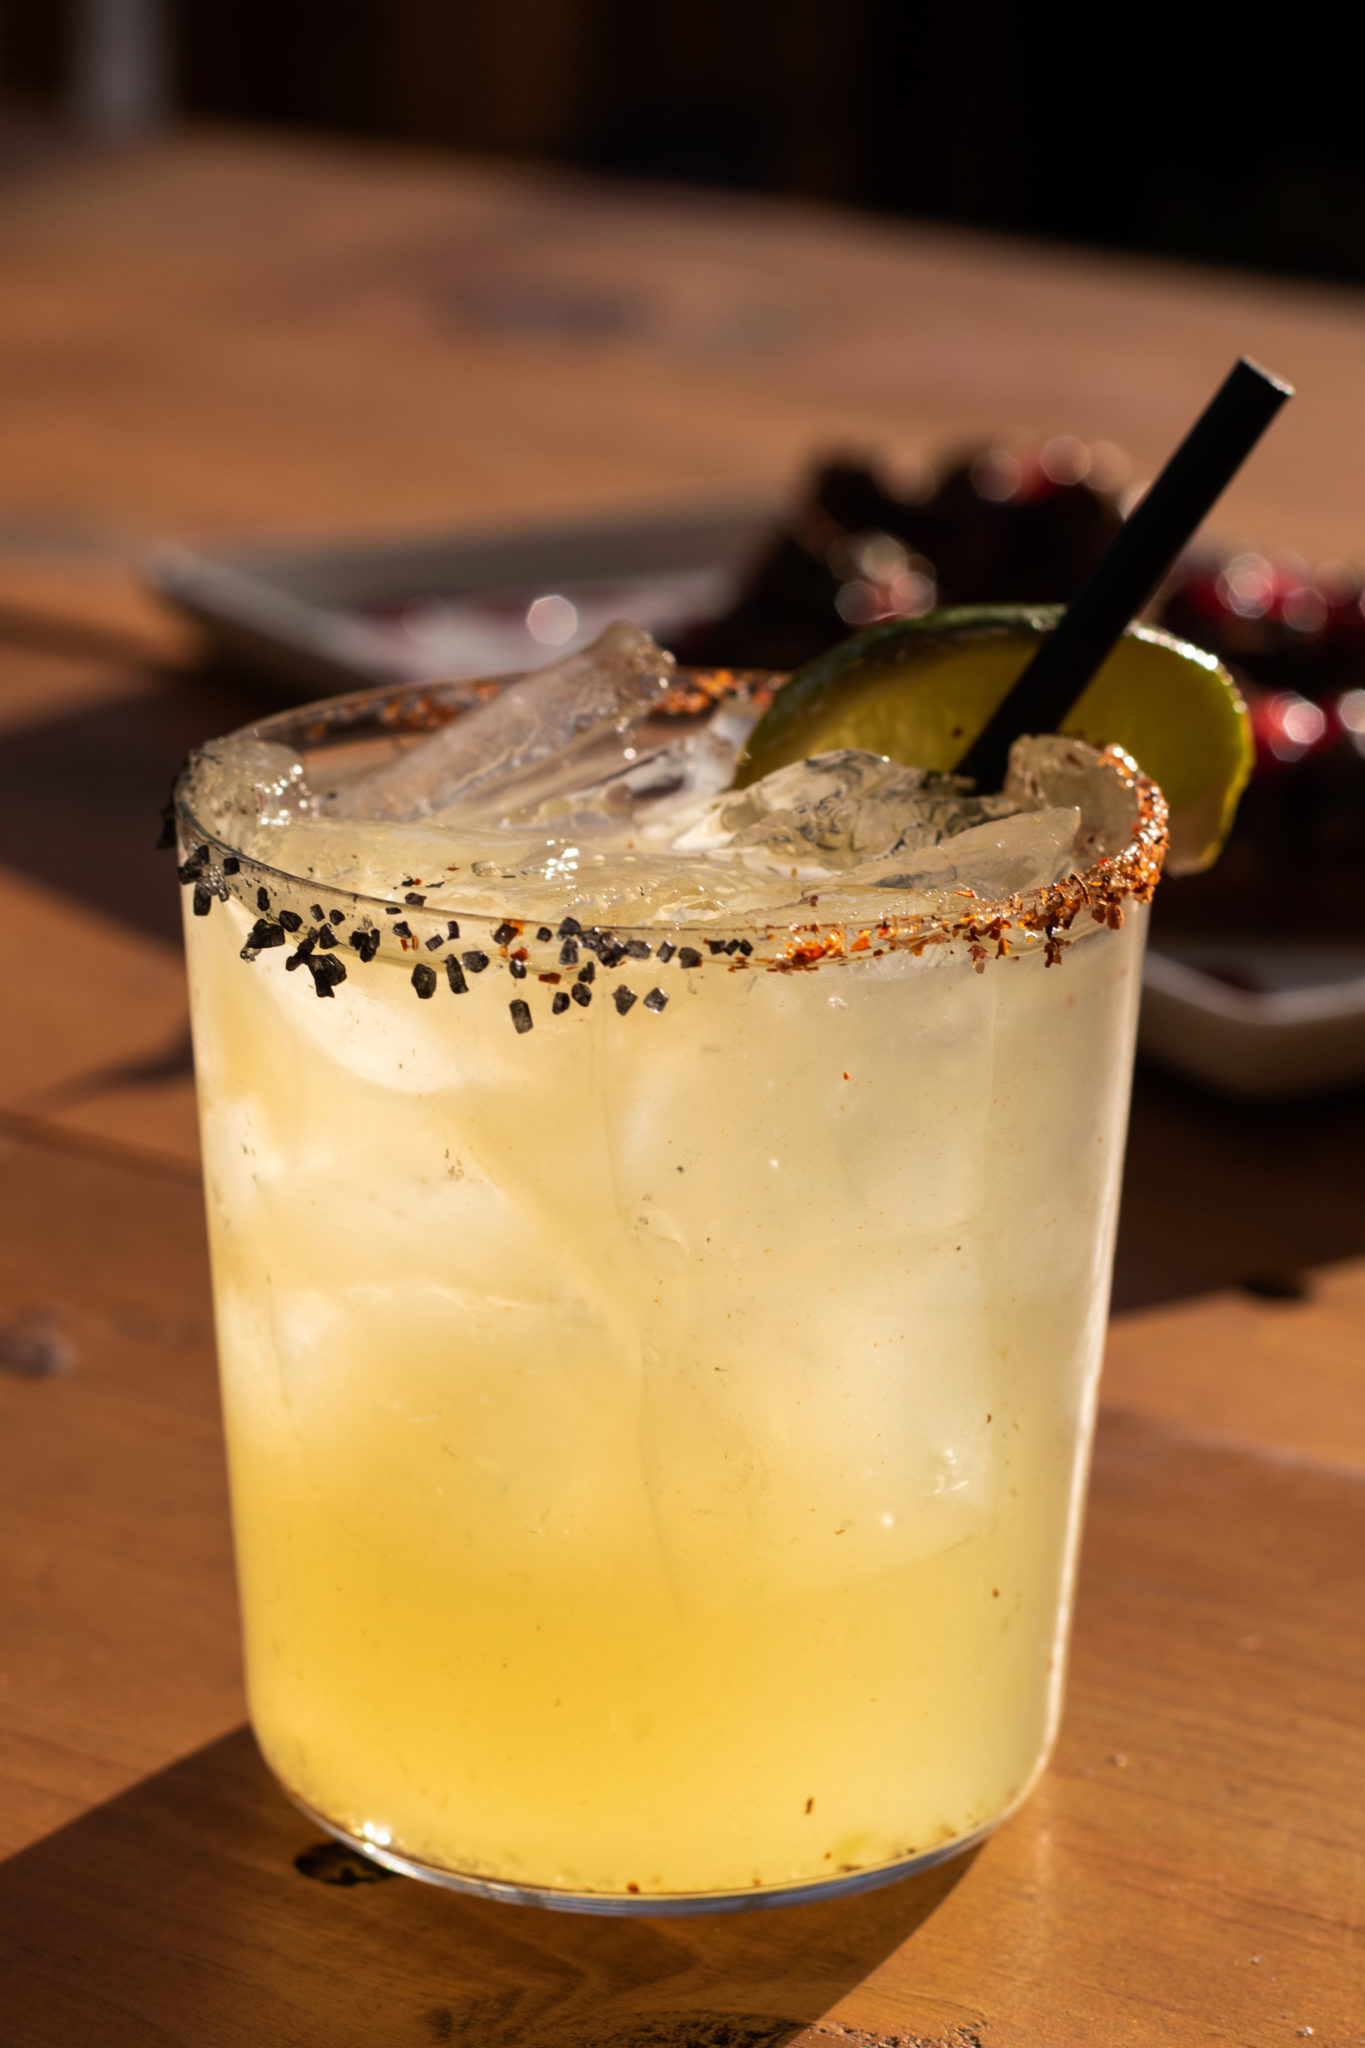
[0,131,1361,2045]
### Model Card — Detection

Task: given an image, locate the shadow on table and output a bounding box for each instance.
[0,1727,970,2048]
[0,661,281,949]
[1112,1061,1365,1312]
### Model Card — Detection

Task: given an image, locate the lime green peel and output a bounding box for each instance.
[736,605,1252,875]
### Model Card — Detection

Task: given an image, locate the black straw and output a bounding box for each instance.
[954,357,1293,789]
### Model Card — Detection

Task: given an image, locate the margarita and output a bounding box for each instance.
[177,626,1166,1910]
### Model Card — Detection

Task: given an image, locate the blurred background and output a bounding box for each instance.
[7,0,1365,288]
[5,0,1365,284]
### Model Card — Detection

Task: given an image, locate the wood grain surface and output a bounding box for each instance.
[0,1409,1359,2047]
[0,1131,238,1857]
[0,128,1363,563]
[1,131,1363,2045]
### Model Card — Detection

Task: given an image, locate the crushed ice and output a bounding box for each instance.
[328,621,677,822]
[191,738,314,841]
[184,624,1140,927]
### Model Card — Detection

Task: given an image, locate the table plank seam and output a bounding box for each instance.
[1098,1396,1365,1487]
[0,1105,201,1186]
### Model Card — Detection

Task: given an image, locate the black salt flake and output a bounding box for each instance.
[445,956,468,994]
[242,918,285,956]
[510,998,533,1034]
[643,987,669,1012]
[307,953,346,997]
[570,982,592,1008]
[552,991,570,1015]
[614,985,637,1014]
[412,963,438,999]
[462,950,490,974]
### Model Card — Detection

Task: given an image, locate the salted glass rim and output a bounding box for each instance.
[173,667,1169,952]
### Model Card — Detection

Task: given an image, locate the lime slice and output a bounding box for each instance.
[735,604,1252,874]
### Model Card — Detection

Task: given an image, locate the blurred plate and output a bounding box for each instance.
[145,499,772,699]
[1142,940,1365,1096]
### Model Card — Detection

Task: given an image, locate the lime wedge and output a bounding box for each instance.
[735,604,1251,874]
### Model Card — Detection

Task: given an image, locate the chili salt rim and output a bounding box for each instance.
[764,746,1168,975]
[171,667,1168,1026]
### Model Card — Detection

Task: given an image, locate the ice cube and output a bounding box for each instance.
[515,709,756,834]
[674,748,1019,872]
[836,806,1081,902]
[188,737,314,844]
[1004,734,1140,859]
[329,621,676,823]
[636,1243,997,1603]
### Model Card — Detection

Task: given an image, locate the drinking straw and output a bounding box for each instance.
[954,357,1294,789]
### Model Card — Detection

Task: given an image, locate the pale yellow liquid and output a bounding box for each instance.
[186,887,1144,1901]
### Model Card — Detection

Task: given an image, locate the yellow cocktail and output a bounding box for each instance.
[178,642,1165,1909]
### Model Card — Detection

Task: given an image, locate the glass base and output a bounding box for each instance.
[285,1787,996,1916]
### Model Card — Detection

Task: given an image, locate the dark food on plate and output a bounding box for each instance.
[1159,549,1365,938]
[678,444,1365,938]
[675,442,1123,672]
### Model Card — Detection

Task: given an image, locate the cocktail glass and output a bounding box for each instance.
[176,662,1165,1913]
